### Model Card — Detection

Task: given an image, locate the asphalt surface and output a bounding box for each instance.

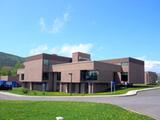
[0,89,160,120]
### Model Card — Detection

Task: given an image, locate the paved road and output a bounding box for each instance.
[0,89,160,120]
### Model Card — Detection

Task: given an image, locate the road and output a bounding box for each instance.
[0,89,160,120]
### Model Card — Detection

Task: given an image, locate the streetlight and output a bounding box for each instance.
[68,73,72,96]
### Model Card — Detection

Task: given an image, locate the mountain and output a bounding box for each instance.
[0,52,24,68]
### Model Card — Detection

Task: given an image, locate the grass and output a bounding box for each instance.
[95,84,158,95]
[0,100,154,120]
[3,84,158,96]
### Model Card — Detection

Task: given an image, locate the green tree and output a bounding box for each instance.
[11,61,23,76]
[0,66,12,76]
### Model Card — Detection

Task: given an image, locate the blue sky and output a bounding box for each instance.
[0,0,160,72]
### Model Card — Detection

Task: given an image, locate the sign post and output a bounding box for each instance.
[111,81,116,93]
[111,81,112,93]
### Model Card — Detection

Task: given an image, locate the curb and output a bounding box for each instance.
[123,87,160,96]
[0,87,160,98]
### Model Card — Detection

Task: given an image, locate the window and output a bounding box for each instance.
[78,56,90,61]
[21,74,24,80]
[81,70,98,81]
[56,72,61,81]
[121,62,128,66]
[116,62,128,66]
[116,63,121,65]
[43,59,49,65]
[42,72,49,80]
[53,72,61,81]
[121,72,128,81]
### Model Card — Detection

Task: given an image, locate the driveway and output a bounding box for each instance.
[0,88,160,120]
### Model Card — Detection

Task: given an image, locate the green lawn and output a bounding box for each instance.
[4,84,158,96]
[0,101,154,120]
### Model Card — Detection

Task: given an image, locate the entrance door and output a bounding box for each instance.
[121,72,128,82]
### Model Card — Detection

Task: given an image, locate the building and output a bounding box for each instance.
[100,57,144,84]
[145,71,158,84]
[0,76,18,82]
[17,52,145,93]
[17,53,71,91]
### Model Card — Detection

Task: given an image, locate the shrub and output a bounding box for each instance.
[42,92,46,95]
[33,91,37,95]
[22,88,29,94]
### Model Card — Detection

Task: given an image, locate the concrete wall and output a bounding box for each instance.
[93,83,109,93]
[17,53,72,91]
[53,61,94,83]
[0,76,18,81]
[129,62,144,83]
[23,59,43,82]
[100,57,145,84]
[53,61,122,83]
[17,68,25,74]
[32,83,43,91]
[72,52,91,63]
[94,61,122,83]
[18,53,72,82]
[17,68,24,81]
[43,59,71,72]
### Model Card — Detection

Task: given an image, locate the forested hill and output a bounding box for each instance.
[0,52,24,67]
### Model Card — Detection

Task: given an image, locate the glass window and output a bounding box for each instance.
[43,59,49,65]
[81,70,98,81]
[43,72,49,80]
[121,62,128,66]
[57,72,61,81]
[21,74,24,80]
[116,63,121,65]
[121,72,128,81]
[116,62,128,66]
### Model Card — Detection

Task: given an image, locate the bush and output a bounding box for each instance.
[33,91,37,95]
[42,92,46,95]
[22,88,29,94]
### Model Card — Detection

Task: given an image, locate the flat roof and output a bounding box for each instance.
[25,53,144,65]
[100,57,144,65]
[25,53,71,62]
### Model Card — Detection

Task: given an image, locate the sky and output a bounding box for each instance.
[0,0,160,72]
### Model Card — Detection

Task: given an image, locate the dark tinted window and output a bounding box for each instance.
[57,72,61,81]
[43,72,49,80]
[21,74,24,80]
[43,59,49,65]
[121,72,128,81]
[81,70,98,81]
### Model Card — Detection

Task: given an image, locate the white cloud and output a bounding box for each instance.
[137,56,160,73]
[145,60,160,73]
[64,12,69,21]
[29,43,93,57]
[40,17,46,32]
[51,43,93,56]
[29,44,49,56]
[40,11,70,34]
[49,18,64,33]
